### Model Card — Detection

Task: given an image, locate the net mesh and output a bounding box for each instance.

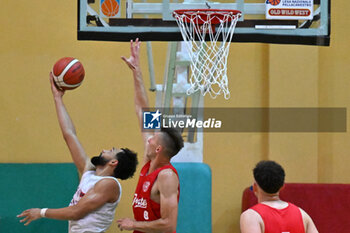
[173,9,241,99]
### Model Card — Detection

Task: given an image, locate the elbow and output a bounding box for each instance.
[169,225,177,233]
[70,209,86,221]
[62,131,76,141]
[160,219,176,233]
[166,226,176,233]
[164,226,176,233]
[70,215,81,221]
[134,105,140,115]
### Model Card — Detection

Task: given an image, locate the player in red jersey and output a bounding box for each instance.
[240,160,318,233]
[117,38,184,233]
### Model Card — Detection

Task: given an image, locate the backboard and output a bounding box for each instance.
[78,0,330,46]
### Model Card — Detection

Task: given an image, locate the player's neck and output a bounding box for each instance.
[259,194,281,203]
[256,186,283,203]
[259,194,289,209]
[95,166,114,177]
[149,155,170,173]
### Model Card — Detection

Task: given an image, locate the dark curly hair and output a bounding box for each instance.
[159,127,184,158]
[253,160,285,194]
[113,148,138,180]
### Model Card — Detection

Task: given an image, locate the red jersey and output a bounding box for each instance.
[250,202,305,233]
[132,161,179,233]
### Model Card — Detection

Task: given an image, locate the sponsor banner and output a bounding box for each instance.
[142,108,346,133]
[266,0,313,20]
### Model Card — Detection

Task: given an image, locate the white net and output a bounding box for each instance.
[173,9,241,99]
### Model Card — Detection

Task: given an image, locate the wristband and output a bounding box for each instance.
[40,208,48,218]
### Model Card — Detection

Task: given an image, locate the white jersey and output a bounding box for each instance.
[68,171,121,233]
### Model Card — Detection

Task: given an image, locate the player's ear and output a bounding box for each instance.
[155,145,162,153]
[110,160,118,167]
[253,182,258,193]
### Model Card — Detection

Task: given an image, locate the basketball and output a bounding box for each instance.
[52,57,85,90]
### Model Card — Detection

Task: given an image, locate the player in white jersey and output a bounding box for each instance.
[17,73,138,233]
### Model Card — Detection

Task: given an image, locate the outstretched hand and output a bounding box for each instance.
[49,72,65,98]
[121,38,141,71]
[17,208,41,226]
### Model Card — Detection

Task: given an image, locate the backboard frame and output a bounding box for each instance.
[78,0,330,46]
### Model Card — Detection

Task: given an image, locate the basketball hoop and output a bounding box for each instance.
[173,9,241,99]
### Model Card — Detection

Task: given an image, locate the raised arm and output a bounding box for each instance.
[121,39,153,164]
[117,169,179,233]
[50,73,92,174]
